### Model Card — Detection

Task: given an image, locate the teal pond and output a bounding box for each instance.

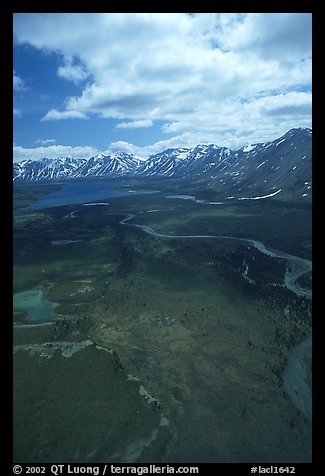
[13,290,57,323]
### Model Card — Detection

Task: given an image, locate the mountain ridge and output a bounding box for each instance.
[13,128,312,199]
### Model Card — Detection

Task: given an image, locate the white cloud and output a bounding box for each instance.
[116,119,153,129]
[159,91,312,145]
[35,138,56,145]
[215,13,312,61]
[40,109,88,121]
[107,141,145,156]
[13,108,22,117]
[57,55,89,84]
[13,70,27,91]
[13,144,101,163]
[14,13,312,146]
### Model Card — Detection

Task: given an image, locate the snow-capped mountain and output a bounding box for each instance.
[13,153,141,182]
[136,148,190,176]
[13,157,86,182]
[13,128,312,198]
[68,152,142,178]
[136,145,232,178]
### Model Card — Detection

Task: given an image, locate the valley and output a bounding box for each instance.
[13,178,312,463]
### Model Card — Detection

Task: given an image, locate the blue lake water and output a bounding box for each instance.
[29,181,159,209]
[13,290,57,323]
[50,240,82,246]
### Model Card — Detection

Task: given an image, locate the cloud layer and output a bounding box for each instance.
[14,144,101,162]
[14,13,312,158]
[40,109,88,121]
[13,70,27,91]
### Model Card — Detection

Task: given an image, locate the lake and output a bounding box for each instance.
[29,181,159,209]
[13,290,57,323]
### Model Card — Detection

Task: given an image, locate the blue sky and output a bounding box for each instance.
[13,13,312,162]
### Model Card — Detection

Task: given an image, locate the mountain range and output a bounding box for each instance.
[13,128,312,199]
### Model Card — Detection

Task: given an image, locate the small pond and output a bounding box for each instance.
[13,290,57,323]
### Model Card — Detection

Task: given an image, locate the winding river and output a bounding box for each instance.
[119,212,312,420]
[120,213,311,299]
